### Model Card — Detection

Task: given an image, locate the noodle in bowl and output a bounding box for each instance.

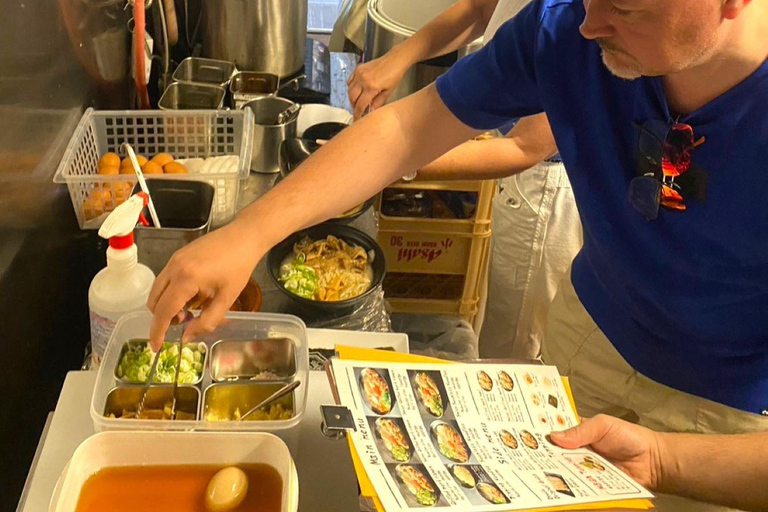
[267,223,386,315]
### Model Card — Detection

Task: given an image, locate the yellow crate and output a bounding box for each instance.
[376,179,495,235]
[378,229,491,275]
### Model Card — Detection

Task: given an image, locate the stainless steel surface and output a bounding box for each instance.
[239,380,301,421]
[158,82,226,110]
[210,338,298,382]
[276,103,302,125]
[201,0,308,77]
[230,71,280,109]
[18,372,361,512]
[133,180,215,275]
[173,57,236,87]
[364,0,480,103]
[245,96,299,174]
[203,382,296,422]
[114,339,207,387]
[105,385,200,420]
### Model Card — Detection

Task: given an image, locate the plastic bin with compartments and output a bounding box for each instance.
[53,108,253,229]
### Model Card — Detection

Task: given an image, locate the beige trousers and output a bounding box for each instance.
[541,271,768,512]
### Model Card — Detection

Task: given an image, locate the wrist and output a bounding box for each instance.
[227,214,270,265]
[390,42,422,69]
[653,432,678,494]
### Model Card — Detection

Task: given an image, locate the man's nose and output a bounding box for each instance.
[580,0,615,40]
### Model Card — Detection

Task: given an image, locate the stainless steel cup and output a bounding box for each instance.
[245,96,299,174]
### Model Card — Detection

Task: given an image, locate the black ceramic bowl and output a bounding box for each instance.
[267,223,386,316]
[302,121,349,141]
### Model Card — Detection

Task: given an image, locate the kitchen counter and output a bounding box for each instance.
[18,370,361,512]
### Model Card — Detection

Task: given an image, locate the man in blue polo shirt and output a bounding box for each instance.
[149,0,768,505]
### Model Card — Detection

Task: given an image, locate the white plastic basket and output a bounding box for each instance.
[53,108,253,229]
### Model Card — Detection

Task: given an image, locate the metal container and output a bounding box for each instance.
[364,0,480,103]
[158,82,226,110]
[113,339,208,386]
[173,57,236,87]
[103,385,201,420]
[210,338,297,382]
[202,0,308,78]
[230,71,280,109]
[245,96,299,174]
[203,382,296,422]
[132,180,215,275]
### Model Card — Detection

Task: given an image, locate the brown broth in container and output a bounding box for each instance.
[74,464,283,512]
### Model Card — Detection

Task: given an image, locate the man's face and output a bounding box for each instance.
[580,0,724,79]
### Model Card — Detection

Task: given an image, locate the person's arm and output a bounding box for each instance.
[552,415,768,512]
[347,0,499,118]
[146,85,481,348]
[415,112,556,181]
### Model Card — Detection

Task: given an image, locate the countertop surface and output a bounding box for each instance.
[18,370,361,512]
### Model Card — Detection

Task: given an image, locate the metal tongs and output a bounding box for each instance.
[239,380,301,421]
[135,315,191,419]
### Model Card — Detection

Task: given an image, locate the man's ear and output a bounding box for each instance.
[722,0,752,20]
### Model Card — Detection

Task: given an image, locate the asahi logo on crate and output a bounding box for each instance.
[390,235,455,263]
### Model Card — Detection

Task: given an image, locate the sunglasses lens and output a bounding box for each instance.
[662,123,694,178]
[628,176,661,221]
[661,184,686,211]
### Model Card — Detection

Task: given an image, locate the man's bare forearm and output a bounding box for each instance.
[417,112,557,180]
[231,85,480,249]
[658,431,768,511]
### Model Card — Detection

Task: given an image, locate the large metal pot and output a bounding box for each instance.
[202,0,308,78]
[364,0,480,103]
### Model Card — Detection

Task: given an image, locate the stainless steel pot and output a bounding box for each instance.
[364,0,480,103]
[202,0,308,78]
[245,96,300,174]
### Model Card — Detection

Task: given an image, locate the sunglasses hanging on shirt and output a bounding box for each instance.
[628,119,708,221]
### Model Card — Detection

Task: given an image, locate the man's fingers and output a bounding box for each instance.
[149,282,198,350]
[348,81,363,107]
[370,92,389,112]
[354,89,378,120]
[550,415,611,449]
[182,289,237,342]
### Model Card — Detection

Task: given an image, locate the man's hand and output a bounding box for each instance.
[347,51,411,120]
[550,415,665,490]
[146,221,263,350]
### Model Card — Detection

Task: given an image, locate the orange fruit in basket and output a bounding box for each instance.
[142,161,164,175]
[98,165,119,175]
[98,152,121,170]
[89,188,113,202]
[151,153,174,166]
[163,161,188,174]
[120,155,148,170]
[82,196,105,221]
[111,182,134,203]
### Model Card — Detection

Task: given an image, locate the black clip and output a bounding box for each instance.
[320,405,356,439]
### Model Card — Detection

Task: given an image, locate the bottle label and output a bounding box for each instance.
[89,309,118,364]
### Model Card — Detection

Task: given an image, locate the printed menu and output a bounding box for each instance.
[331,360,653,512]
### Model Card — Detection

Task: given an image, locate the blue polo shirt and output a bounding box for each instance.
[436,0,768,413]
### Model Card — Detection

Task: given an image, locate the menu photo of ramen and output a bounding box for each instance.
[358,368,396,415]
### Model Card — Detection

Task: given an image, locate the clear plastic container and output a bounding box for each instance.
[49,431,299,512]
[91,310,309,436]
